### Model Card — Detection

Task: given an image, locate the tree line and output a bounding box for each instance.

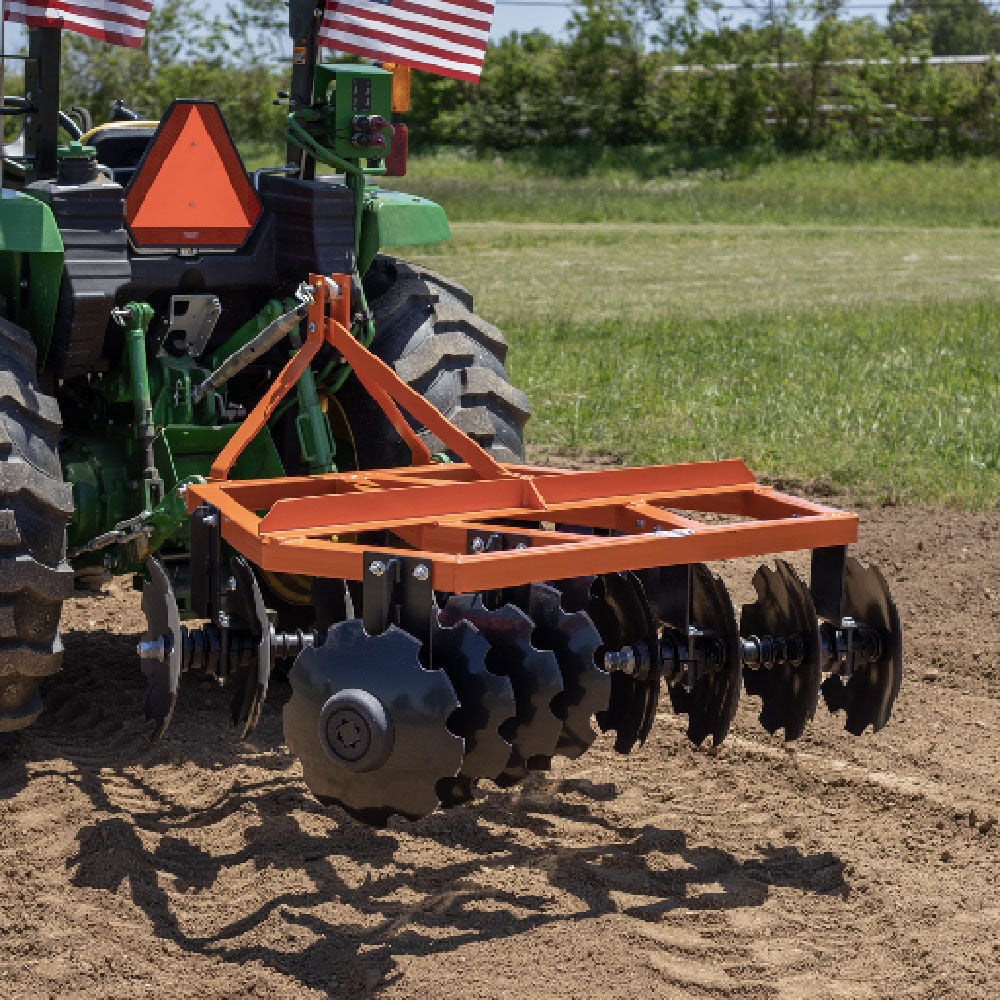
[46,0,1000,157]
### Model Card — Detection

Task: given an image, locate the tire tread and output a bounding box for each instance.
[0,320,70,739]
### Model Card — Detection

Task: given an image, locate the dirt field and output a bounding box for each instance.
[1,504,997,999]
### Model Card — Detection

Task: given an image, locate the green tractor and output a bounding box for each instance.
[1,2,528,734]
[1,2,902,826]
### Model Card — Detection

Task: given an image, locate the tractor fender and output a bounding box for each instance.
[0,191,64,363]
[358,189,450,277]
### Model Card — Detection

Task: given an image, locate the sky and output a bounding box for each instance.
[491,1,574,40]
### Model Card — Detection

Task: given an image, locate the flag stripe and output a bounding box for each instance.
[320,0,494,83]
[334,1,489,43]
[322,31,483,74]
[337,0,493,21]
[330,10,486,57]
[322,36,484,83]
[3,0,152,47]
[5,0,153,16]
[372,0,492,29]
[6,0,150,30]
[322,28,484,72]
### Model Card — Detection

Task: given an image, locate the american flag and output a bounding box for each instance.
[319,0,493,84]
[2,0,153,49]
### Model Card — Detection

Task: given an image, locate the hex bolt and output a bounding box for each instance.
[635,518,646,529]
[227,576,238,593]
[412,564,430,582]
[471,537,485,553]
[516,542,529,550]
[202,513,219,527]
[368,560,387,577]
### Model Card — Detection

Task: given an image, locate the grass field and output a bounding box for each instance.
[391,155,999,510]
[392,150,1000,227]
[413,222,1000,324]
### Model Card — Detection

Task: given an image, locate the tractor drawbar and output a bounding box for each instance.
[138,274,903,827]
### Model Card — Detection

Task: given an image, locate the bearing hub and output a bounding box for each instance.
[318,689,394,770]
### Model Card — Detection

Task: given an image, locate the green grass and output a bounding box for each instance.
[397,216,1000,510]
[500,301,998,511]
[411,222,1000,325]
[234,145,999,506]
[392,149,1000,227]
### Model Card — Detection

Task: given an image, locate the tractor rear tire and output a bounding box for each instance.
[337,256,531,468]
[262,258,530,632]
[0,317,74,742]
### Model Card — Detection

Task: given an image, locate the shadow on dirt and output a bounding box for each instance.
[23,626,849,997]
[65,788,848,996]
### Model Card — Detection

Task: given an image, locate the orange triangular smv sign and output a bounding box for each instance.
[126,100,261,249]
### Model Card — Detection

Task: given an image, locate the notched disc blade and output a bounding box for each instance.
[140,558,182,739]
[550,575,595,614]
[589,571,660,754]
[519,583,609,760]
[433,603,516,781]
[822,557,904,736]
[228,557,273,738]
[668,564,741,747]
[741,560,822,741]
[284,619,463,825]
[439,595,562,786]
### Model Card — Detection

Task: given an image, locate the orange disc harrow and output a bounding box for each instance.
[185,274,857,592]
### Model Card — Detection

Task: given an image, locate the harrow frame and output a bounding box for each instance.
[186,274,858,592]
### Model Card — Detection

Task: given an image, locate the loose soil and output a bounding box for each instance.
[1,505,997,999]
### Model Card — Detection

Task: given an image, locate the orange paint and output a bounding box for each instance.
[188,274,859,591]
[126,101,260,248]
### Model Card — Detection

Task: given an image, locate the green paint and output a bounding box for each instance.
[119,301,163,512]
[290,334,336,474]
[313,63,393,163]
[61,292,288,569]
[359,188,450,277]
[121,302,156,436]
[285,64,447,275]
[64,419,285,570]
[208,299,287,371]
[150,355,217,428]
[63,434,133,552]
[0,190,64,362]
[150,424,284,553]
[57,140,97,159]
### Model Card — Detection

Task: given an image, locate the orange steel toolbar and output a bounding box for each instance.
[186,275,858,591]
